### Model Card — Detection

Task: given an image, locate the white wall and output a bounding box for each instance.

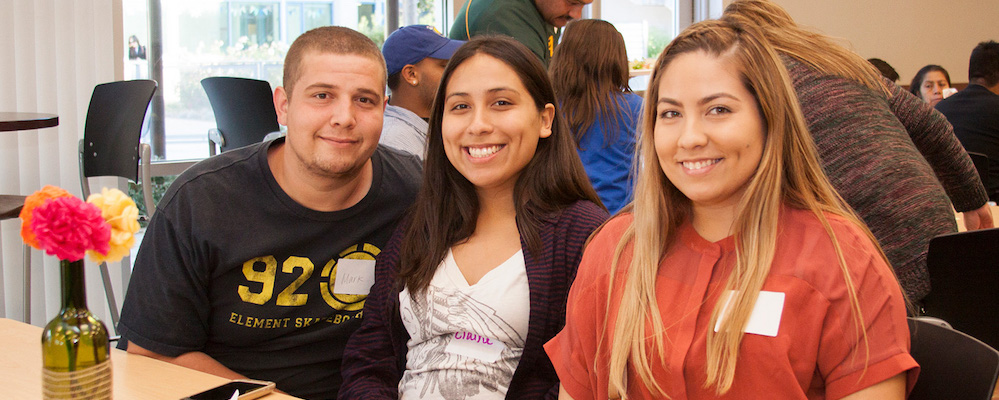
[751,0,999,84]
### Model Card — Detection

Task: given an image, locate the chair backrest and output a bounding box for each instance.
[908,317,999,400]
[201,77,280,153]
[80,80,157,181]
[968,151,990,197]
[77,80,157,335]
[922,227,999,349]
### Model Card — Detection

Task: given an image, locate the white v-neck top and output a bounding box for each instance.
[398,248,530,400]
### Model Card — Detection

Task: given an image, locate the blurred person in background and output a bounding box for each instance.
[380,25,465,160]
[937,40,999,202]
[868,57,899,82]
[449,0,592,66]
[128,35,146,60]
[550,19,642,214]
[910,64,953,107]
[722,0,992,303]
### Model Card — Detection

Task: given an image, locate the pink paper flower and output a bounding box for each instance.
[30,196,111,261]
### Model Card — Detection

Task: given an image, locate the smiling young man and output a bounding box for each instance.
[449,0,592,66]
[116,26,421,399]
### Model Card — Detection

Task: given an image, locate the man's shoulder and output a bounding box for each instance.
[376,144,421,166]
[160,143,265,205]
[469,0,537,17]
[374,145,423,188]
[937,85,999,114]
[464,0,544,30]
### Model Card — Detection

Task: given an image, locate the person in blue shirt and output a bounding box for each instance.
[550,19,643,214]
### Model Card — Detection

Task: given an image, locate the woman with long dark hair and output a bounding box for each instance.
[339,36,608,399]
[550,20,642,214]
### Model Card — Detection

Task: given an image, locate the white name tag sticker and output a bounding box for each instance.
[444,332,506,362]
[333,259,376,295]
[714,290,785,337]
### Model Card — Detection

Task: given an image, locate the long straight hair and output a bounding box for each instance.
[722,0,888,96]
[605,19,887,397]
[398,36,601,294]
[549,19,634,147]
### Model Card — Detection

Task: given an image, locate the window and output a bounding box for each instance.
[122,0,693,161]
[598,0,678,60]
[227,3,280,47]
[287,3,335,40]
[597,0,680,91]
[123,0,446,161]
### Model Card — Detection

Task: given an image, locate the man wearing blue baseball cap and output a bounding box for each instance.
[379,25,464,160]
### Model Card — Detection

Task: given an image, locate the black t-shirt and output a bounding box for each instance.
[117,139,421,399]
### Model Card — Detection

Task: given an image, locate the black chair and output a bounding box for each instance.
[78,79,157,335]
[908,317,999,400]
[921,227,999,350]
[201,77,281,155]
[968,151,991,199]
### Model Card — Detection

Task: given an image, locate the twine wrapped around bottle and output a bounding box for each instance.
[42,361,113,399]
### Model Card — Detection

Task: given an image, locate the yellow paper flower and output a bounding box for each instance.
[85,188,140,263]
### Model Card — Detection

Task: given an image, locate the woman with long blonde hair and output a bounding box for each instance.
[545,19,916,399]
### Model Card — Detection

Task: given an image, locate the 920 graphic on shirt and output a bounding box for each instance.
[231,243,380,328]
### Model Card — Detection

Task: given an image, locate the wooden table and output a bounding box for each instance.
[0,318,299,399]
[0,112,58,132]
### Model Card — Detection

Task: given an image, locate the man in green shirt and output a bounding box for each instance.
[449,0,591,66]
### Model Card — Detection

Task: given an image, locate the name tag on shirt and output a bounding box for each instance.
[333,259,376,295]
[713,290,784,337]
[445,332,506,362]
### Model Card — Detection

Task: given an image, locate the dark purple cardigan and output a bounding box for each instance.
[338,200,608,399]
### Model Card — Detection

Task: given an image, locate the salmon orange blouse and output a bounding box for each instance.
[545,208,918,400]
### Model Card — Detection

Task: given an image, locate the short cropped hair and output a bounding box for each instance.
[387,71,402,92]
[868,58,899,82]
[970,40,999,87]
[283,26,387,95]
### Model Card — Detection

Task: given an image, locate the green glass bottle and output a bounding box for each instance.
[41,259,112,399]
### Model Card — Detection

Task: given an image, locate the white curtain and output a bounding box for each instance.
[0,0,125,327]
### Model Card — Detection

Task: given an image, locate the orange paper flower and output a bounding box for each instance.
[20,185,73,249]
